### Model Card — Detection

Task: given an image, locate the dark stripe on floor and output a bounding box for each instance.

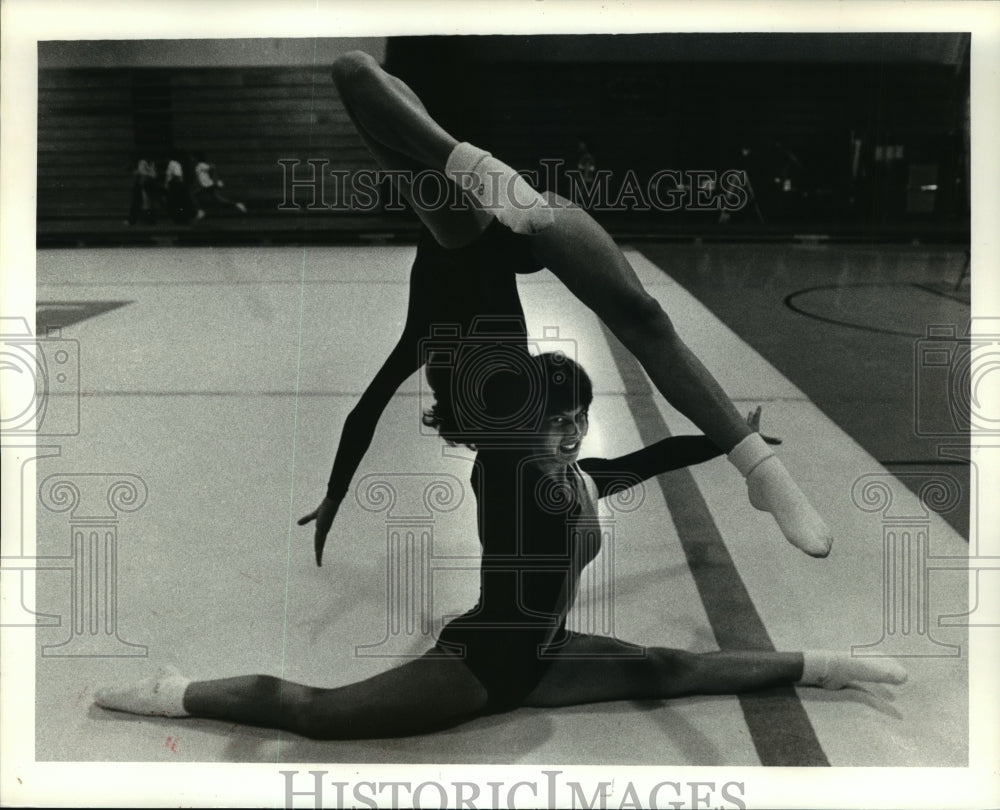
[601,324,829,767]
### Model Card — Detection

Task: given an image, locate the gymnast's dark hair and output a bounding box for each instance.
[422,351,593,449]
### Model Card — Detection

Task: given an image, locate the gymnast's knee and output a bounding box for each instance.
[234,675,336,740]
[331,51,379,95]
[614,293,677,344]
[287,687,346,741]
[647,648,699,694]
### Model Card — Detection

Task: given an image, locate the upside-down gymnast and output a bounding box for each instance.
[298,51,832,568]
[94,352,903,738]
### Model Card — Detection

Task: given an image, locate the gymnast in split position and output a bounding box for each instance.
[95,352,904,737]
[93,53,885,737]
[299,50,832,566]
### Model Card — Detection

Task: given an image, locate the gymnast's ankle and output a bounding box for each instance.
[445,142,554,235]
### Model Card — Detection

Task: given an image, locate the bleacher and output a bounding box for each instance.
[37,65,410,246]
[37,58,968,247]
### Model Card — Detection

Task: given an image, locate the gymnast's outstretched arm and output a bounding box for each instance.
[580,407,781,499]
[320,50,832,559]
[298,327,424,565]
[299,49,490,564]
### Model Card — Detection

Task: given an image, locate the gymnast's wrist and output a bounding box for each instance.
[324,485,347,505]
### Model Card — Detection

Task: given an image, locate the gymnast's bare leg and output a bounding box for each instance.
[322,51,831,557]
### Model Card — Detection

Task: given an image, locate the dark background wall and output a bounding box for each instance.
[38,64,378,219]
[387,34,969,232]
[36,34,970,240]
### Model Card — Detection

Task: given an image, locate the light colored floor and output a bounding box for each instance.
[20,243,970,769]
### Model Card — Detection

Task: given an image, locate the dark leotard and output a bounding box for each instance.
[325,219,543,505]
[437,435,726,713]
[323,221,725,711]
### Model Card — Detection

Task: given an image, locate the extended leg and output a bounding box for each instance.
[528,196,832,558]
[530,198,749,450]
[332,51,551,239]
[524,635,906,708]
[524,635,802,707]
[95,650,489,740]
[332,51,457,169]
[332,51,491,248]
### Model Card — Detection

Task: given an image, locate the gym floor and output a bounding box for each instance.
[26,240,970,767]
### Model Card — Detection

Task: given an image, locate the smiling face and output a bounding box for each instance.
[529,405,590,476]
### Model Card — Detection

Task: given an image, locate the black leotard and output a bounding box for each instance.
[325,219,542,505]
[323,221,726,711]
[436,435,725,713]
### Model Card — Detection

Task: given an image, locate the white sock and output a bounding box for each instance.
[94,665,191,717]
[799,651,908,690]
[445,142,554,234]
[728,433,833,558]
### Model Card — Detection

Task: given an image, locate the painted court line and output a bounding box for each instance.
[600,321,829,767]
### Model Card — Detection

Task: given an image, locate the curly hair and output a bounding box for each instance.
[422,350,593,449]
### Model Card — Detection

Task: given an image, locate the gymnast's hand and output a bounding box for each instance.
[298,496,341,566]
[747,405,782,445]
